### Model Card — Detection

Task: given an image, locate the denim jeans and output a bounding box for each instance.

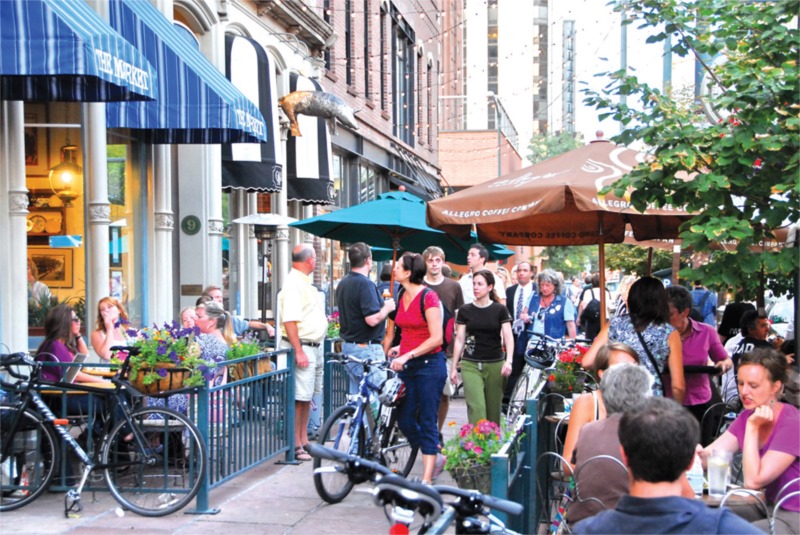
[397,352,446,455]
[342,342,387,395]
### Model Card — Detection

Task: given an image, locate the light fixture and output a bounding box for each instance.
[49,142,82,206]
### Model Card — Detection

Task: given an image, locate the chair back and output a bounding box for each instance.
[534,451,575,533]
[570,454,628,523]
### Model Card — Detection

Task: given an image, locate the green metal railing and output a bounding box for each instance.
[26,351,296,514]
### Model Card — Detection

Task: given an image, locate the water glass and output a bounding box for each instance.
[708,450,732,497]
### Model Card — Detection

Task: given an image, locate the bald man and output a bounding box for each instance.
[278,244,327,461]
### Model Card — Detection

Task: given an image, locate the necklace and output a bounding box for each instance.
[540,295,555,308]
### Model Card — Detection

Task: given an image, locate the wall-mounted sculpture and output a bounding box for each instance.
[278,91,359,136]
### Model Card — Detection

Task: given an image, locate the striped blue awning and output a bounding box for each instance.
[0,0,157,102]
[106,0,267,144]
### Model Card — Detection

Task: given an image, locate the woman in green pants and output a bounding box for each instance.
[451,270,514,425]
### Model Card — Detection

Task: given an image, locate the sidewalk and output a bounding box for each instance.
[1,397,468,534]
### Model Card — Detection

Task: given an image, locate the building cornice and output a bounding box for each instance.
[253,0,334,51]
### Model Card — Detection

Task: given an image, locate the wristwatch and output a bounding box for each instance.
[409,352,415,359]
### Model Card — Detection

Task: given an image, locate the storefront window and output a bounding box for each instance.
[25,103,87,330]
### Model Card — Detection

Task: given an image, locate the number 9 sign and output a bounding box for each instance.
[181,215,201,236]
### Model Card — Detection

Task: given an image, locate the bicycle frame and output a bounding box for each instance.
[1,359,181,514]
[341,358,386,458]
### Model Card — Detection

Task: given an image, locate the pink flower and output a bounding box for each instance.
[464,441,475,451]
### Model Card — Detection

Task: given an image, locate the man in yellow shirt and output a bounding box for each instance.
[278,244,327,461]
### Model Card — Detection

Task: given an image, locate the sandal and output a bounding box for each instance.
[295,447,312,462]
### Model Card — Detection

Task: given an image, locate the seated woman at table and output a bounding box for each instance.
[561,342,640,471]
[90,297,130,361]
[567,363,654,524]
[702,348,800,534]
[36,305,109,415]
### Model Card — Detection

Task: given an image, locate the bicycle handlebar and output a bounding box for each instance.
[432,485,524,517]
[0,352,37,380]
[326,353,392,372]
[307,443,392,481]
[110,345,141,356]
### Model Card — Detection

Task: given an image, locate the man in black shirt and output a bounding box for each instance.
[730,310,772,374]
[336,242,396,393]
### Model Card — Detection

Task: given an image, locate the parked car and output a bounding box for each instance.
[768,299,794,338]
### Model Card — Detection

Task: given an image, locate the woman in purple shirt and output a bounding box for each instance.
[36,305,107,413]
[666,286,732,436]
[703,348,799,534]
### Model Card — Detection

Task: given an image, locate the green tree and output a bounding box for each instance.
[527,131,584,164]
[584,0,799,302]
[605,244,675,276]
[540,246,597,276]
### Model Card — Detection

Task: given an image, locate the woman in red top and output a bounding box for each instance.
[385,253,446,484]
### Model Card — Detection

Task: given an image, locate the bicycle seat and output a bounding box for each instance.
[373,474,443,521]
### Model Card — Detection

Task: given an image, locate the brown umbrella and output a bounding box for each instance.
[426,140,693,326]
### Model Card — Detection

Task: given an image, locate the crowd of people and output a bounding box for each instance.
[27,242,798,532]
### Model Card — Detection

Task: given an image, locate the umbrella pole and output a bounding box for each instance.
[388,239,399,298]
[646,247,654,276]
[599,240,607,331]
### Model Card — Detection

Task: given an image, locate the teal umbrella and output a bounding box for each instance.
[290,190,514,265]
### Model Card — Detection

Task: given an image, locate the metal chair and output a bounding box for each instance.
[769,478,800,535]
[554,412,570,455]
[534,451,575,534]
[699,400,740,445]
[570,454,628,523]
[719,488,769,525]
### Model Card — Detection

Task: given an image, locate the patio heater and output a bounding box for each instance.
[232,213,297,327]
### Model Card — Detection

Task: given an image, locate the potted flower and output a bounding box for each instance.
[441,419,513,494]
[112,321,216,393]
[326,311,340,339]
[547,345,589,395]
[226,332,272,380]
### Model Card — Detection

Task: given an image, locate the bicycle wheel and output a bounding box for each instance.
[313,404,364,504]
[506,372,530,426]
[102,407,206,516]
[380,410,417,476]
[0,406,58,511]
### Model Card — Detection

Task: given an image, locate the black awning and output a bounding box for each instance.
[221,34,281,191]
[286,74,335,204]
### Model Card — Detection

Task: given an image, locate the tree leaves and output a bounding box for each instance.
[583,0,799,300]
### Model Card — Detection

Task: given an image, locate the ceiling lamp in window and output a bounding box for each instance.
[49,142,83,206]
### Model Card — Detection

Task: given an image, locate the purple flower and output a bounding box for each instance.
[169,350,179,363]
[126,328,139,338]
[198,365,214,380]
[156,368,168,378]
[157,342,168,355]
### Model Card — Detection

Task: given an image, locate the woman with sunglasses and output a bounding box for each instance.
[36,305,108,413]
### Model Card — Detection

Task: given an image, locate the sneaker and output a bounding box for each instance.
[432,453,446,481]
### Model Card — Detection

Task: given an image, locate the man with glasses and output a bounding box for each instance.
[505,261,537,400]
[336,242,396,393]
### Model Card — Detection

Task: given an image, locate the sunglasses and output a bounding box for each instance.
[71,317,81,324]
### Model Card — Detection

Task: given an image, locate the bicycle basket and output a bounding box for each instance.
[525,338,557,369]
[378,377,406,407]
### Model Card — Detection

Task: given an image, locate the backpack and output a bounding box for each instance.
[580,296,601,324]
[690,290,710,322]
[389,287,454,347]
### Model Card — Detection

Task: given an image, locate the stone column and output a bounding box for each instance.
[83,102,110,335]
[153,146,174,322]
[5,101,30,351]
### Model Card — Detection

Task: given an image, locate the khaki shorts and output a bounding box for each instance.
[443,357,459,397]
[280,340,324,402]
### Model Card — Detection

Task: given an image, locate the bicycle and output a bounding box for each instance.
[313,353,418,504]
[505,333,590,425]
[0,350,207,517]
[308,443,523,534]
